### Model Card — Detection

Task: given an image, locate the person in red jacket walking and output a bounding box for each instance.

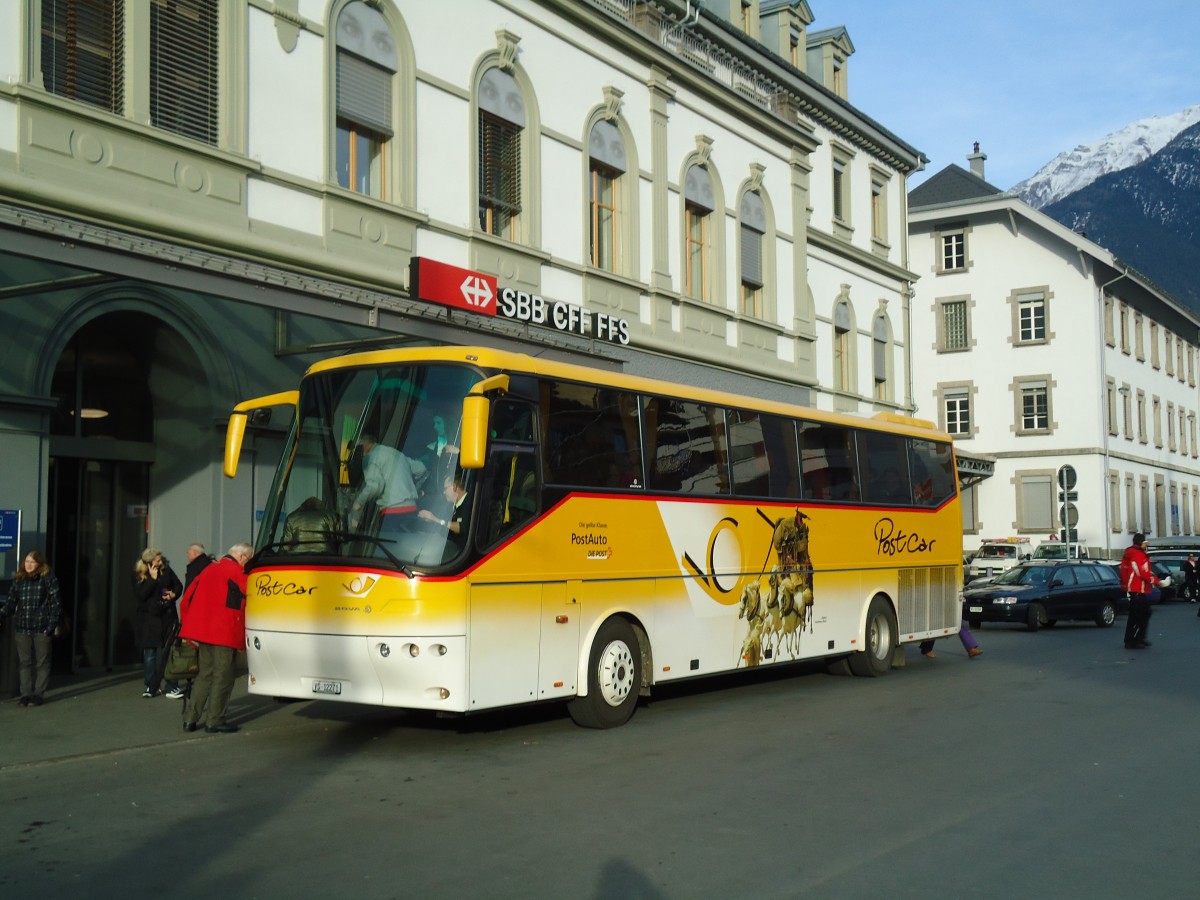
[1120,533,1159,650]
[179,543,252,733]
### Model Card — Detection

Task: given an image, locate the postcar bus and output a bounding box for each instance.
[224,346,962,728]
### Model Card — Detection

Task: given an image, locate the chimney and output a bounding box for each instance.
[967,142,986,180]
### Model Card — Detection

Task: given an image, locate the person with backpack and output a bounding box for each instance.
[1120,533,1159,650]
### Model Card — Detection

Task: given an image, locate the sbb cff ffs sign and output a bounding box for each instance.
[409,257,630,345]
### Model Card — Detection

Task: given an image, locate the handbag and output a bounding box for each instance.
[163,639,200,680]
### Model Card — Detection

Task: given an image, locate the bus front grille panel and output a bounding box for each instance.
[896,567,959,634]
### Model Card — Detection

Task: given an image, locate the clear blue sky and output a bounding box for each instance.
[829,1,1200,189]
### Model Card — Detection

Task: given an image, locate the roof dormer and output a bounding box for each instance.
[806,25,853,100]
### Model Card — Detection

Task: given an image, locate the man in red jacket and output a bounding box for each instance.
[1120,533,1159,650]
[179,543,252,733]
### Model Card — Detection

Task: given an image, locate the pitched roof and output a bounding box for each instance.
[908,164,1006,208]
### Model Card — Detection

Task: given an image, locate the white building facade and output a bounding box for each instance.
[0,0,923,680]
[909,152,1200,559]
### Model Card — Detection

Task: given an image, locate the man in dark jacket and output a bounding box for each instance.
[183,542,214,592]
[179,543,251,734]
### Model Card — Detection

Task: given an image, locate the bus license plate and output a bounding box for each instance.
[969,606,983,613]
[312,680,342,695]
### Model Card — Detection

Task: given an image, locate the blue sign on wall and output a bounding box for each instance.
[0,509,19,552]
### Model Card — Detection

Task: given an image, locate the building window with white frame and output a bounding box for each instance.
[1165,333,1175,376]
[1137,390,1147,443]
[588,119,625,272]
[940,229,966,272]
[1153,396,1162,447]
[1015,291,1048,343]
[1015,379,1051,433]
[1191,413,1198,458]
[1179,407,1187,455]
[1126,475,1137,532]
[945,389,971,436]
[832,160,847,223]
[684,164,714,302]
[739,191,766,318]
[1150,323,1160,368]
[1119,303,1129,353]
[1103,297,1114,346]
[1178,340,1186,382]
[335,1,397,198]
[1134,311,1144,360]
[478,68,525,239]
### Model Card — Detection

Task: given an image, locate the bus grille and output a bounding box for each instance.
[896,567,960,634]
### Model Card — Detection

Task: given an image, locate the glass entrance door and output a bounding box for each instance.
[49,458,150,673]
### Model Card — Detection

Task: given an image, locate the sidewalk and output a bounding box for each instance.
[0,669,278,770]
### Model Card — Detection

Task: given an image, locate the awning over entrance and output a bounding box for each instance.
[956,448,995,490]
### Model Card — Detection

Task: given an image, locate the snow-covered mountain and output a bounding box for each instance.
[1011,104,1200,209]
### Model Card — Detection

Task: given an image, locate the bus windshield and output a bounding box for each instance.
[257,361,484,569]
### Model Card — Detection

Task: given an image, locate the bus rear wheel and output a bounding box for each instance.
[568,617,642,729]
[848,596,897,677]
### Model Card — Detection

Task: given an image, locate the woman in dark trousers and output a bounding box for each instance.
[132,548,183,698]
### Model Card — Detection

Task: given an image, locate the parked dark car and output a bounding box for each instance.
[1105,560,1176,602]
[1145,552,1196,601]
[964,559,1125,631]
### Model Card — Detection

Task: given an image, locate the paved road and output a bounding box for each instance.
[2,602,1199,899]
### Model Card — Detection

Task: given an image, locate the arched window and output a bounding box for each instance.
[478,67,525,239]
[589,119,626,271]
[739,191,766,317]
[335,1,397,197]
[873,314,890,400]
[833,300,853,392]
[684,164,714,301]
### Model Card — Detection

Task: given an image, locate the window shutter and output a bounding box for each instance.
[684,165,714,212]
[337,52,395,137]
[150,0,218,144]
[739,192,764,288]
[589,120,626,173]
[41,0,124,114]
[479,112,522,232]
[479,68,525,127]
[834,301,850,332]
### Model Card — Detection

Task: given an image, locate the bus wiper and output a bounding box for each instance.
[328,530,414,578]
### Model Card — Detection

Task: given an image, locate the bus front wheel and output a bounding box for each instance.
[568,617,642,729]
[848,596,897,677]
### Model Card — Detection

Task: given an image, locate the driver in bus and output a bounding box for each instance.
[418,473,471,539]
[349,432,428,542]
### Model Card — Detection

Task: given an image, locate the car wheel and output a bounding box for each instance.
[568,617,642,729]
[1026,602,1045,633]
[1043,619,1058,628]
[1095,600,1117,627]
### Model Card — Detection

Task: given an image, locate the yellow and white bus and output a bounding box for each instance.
[225,346,962,728]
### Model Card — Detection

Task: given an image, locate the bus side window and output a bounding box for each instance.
[799,421,859,501]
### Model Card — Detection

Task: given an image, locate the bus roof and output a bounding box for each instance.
[305,345,951,442]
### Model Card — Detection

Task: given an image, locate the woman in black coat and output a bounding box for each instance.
[132,548,183,697]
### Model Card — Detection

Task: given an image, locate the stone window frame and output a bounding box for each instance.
[936,380,977,438]
[934,294,974,353]
[1010,374,1055,436]
[830,141,854,241]
[1008,285,1053,346]
[934,222,971,275]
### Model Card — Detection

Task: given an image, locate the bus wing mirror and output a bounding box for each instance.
[459,374,510,470]
[224,390,299,478]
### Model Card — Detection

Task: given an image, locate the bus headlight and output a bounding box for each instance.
[379,643,391,658]
[408,643,420,658]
